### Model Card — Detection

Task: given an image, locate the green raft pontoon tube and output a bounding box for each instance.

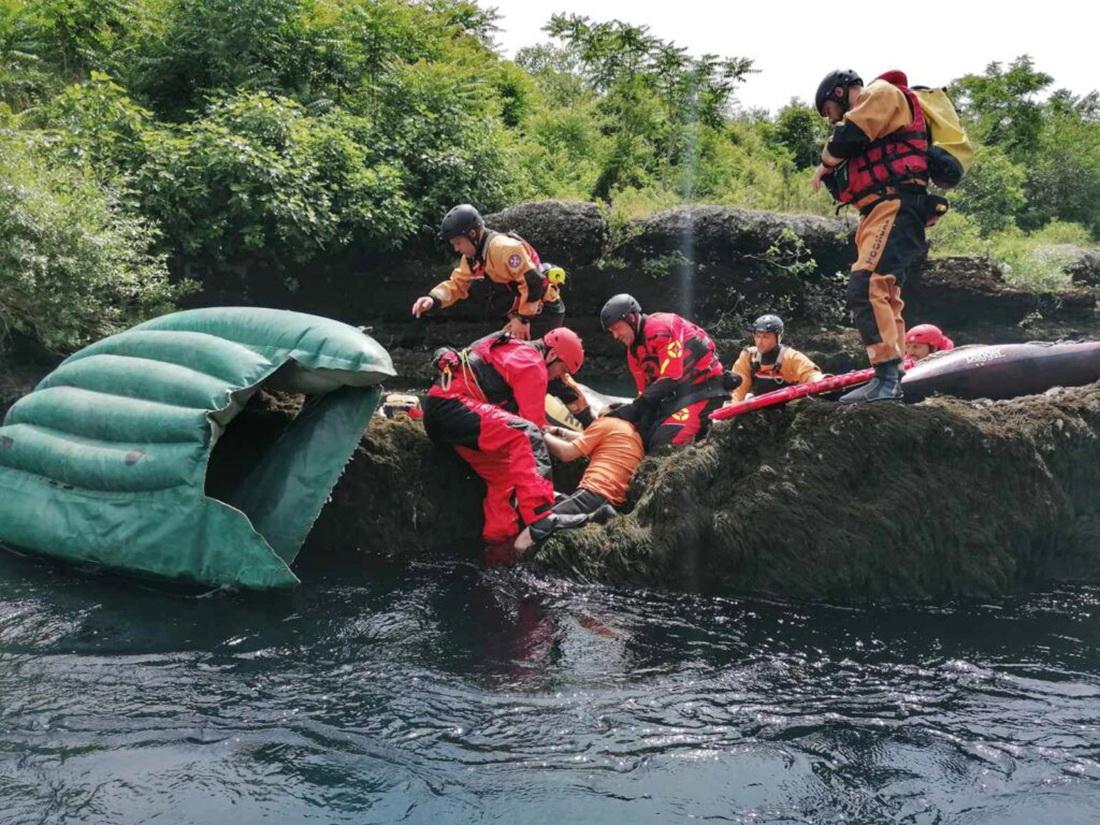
[0,308,395,590]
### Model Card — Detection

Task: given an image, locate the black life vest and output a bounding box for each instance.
[749,345,790,396]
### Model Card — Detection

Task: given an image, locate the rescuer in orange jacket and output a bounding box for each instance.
[411,204,565,340]
[812,69,937,403]
[422,327,584,545]
[729,314,824,402]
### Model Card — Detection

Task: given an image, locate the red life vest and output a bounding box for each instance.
[432,332,549,426]
[626,312,723,394]
[839,77,930,205]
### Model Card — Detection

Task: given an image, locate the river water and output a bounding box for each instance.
[2,548,1099,824]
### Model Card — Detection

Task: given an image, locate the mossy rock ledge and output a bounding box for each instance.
[311,381,1100,602]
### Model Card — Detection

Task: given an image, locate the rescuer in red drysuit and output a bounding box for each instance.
[599,293,738,450]
[423,327,584,544]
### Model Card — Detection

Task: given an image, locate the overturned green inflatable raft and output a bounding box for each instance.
[0,308,394,589]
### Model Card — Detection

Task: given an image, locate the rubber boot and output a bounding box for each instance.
[527,514,562,543]
[514,511,595,557]
[514,514,562,558]
[838,359,904,404]
[591,503,618,524]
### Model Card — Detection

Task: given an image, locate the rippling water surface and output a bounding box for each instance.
[2,548,1099,824]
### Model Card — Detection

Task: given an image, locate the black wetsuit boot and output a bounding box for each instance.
[839,359,904,403]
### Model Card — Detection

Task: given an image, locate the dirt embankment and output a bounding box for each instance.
[173,199,1098,384]
[11,200,1095,389]
[530,382,1100,600]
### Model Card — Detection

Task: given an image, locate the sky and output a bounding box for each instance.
[485,0,1096,113]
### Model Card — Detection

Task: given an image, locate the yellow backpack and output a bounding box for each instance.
[912,87,974,187]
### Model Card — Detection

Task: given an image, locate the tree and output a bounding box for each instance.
[0,0,53,109]
[124,0,316,119]
[768,100,826,169]
[1019,89,1100,235]
[33,71,154,178]
[951,146,1027,235]
[27,0,130,79]
[536,14,753,199]
[951,56,1052,163]
[515,42,589,108]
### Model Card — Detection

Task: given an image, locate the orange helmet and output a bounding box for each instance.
[905,324,954,352]
[542,327,584,374]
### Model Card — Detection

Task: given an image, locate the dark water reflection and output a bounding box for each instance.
[2,549,1099,824]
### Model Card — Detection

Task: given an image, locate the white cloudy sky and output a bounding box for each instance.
[485,0,1095,113]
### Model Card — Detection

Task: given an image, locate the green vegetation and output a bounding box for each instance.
[0,132,181,350]
[1,2,1097,349]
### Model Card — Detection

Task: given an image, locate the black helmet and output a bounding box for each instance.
[815,69,862,116]
[438,204,484,241]
[752,314,784,335]
[600,293,642,331]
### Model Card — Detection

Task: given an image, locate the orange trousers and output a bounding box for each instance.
[847,195,928,365]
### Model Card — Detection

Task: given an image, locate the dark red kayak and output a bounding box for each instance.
[900,341,1100,403]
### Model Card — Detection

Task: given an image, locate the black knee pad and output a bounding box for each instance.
[845,269,873,310]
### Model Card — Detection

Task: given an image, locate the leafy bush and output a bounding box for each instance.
[369,61,528,221]
[991,233,1077,293]
[991,221,1094,293]
[926,210,984,256]
[950,145,1027,235]
[0,133,183,351]
[137,92,414,264]
[603,185,682,247]
[931,213,1093,293]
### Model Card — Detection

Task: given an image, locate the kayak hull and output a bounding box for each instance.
[900,341,1100,403]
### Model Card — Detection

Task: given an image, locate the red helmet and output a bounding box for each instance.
[905,324,954,352]
[542,327,584,374]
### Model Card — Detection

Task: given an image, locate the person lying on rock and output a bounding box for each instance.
[728,314,824,402]
[904,323,955,366]
[599,293,739,450]
[410,203,566,341]
[422,327,585,548]
[514,415,645,555]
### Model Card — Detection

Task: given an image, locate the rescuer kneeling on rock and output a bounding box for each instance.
[422,327,584,547]
[599,293,738,450]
